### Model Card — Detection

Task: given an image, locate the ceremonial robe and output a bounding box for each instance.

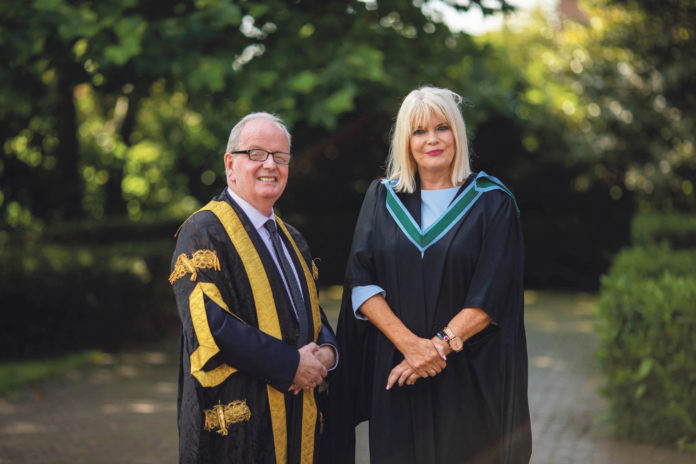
[171,190,332,464]
[323,172,531,464]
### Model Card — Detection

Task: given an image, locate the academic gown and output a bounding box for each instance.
[322,173,531,464]
[172,190,333,464]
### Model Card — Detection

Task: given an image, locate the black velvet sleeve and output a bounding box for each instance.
[172,211,301,391]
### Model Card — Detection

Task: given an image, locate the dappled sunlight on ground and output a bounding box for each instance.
[2,292,694,463]
[0,340,180,463]
[128,401,157,414]
[0,422,46,435]
[525,290,598,334]
[530,355,569,370]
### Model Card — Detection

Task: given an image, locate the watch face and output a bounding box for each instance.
[450,337,463,351]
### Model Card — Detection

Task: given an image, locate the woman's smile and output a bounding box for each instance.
[409,111,456,187]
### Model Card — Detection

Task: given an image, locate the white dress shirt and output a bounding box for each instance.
[227,188,304,317]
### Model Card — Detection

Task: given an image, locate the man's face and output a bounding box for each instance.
[225,118,289,216]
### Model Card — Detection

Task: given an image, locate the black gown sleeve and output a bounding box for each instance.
[172,212,300,392]
[463,191,524,325]
[348,179,382,287]
[320,181,382,464]
[283,221,338,351]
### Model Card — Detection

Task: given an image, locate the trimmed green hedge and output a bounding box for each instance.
[608,243,696,280]
[0,239,178,359]
[631,212,696,249]
[597,244,696,449]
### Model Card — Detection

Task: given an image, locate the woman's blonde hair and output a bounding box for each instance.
[386,86,471,193]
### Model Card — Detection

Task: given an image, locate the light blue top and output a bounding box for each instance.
[351,186,460,319]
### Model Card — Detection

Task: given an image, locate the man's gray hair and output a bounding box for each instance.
[225,112,291,153]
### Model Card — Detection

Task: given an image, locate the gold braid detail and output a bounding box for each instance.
[169,249,221,285]
[203,400,252,435]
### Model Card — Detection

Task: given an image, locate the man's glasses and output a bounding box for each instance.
[230,149,292,165]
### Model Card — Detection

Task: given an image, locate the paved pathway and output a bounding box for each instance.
[1,291,694,463]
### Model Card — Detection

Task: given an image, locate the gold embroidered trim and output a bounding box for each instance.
[204,400,251,435]
[201,201,287,464]
[189,283,238,387]
[311,259,319,280]
[276,216,321,462]
[300,389,318,463]
[196,201,322,463]
[169,249,221,285]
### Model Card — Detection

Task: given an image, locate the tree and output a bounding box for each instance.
[0,0,513,229]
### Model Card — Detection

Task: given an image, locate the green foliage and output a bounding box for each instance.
[488,0,696,209]
[0,350,103,396]
[597,273,696,447]
[608,243,696,280]
[598,246,696,448]
[631,212,696,249]
[0,0,513,229]
[0,239,177,359]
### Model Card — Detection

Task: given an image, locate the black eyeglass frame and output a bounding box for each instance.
[229,149,292,165]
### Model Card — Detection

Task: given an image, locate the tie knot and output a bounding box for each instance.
[264,219,277,233]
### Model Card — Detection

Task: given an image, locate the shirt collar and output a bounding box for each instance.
[226,187,274,231]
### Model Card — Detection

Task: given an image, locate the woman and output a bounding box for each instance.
[324,87,531,464]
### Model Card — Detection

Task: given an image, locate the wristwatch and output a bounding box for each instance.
[437,326,463,352]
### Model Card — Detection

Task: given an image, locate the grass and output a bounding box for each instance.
[0,350,104,396]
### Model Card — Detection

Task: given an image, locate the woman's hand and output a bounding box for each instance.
[386,360,420,389]
[387,338,449,389]
[359,295,447,378]
[399,336,447,378]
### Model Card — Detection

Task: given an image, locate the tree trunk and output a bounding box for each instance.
[104,92,141,217]
[53,66,83,220]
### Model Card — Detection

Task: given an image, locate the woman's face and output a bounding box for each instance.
[409,111,455,178]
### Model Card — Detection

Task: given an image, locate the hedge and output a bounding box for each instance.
[631,212,696,249]
[607,243,696,280]
[0,239,178,360]
[597,245,696,449]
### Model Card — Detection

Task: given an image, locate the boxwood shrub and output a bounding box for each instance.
[608,243,696,280]
[597,245,696,449]
[631,212,696,249]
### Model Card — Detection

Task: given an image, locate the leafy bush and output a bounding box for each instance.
[597,253,696,449]
[631,212,696,249]
[0,239,178,360]
[608,243,696,280]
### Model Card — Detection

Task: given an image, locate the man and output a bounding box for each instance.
[170,112,337,464]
